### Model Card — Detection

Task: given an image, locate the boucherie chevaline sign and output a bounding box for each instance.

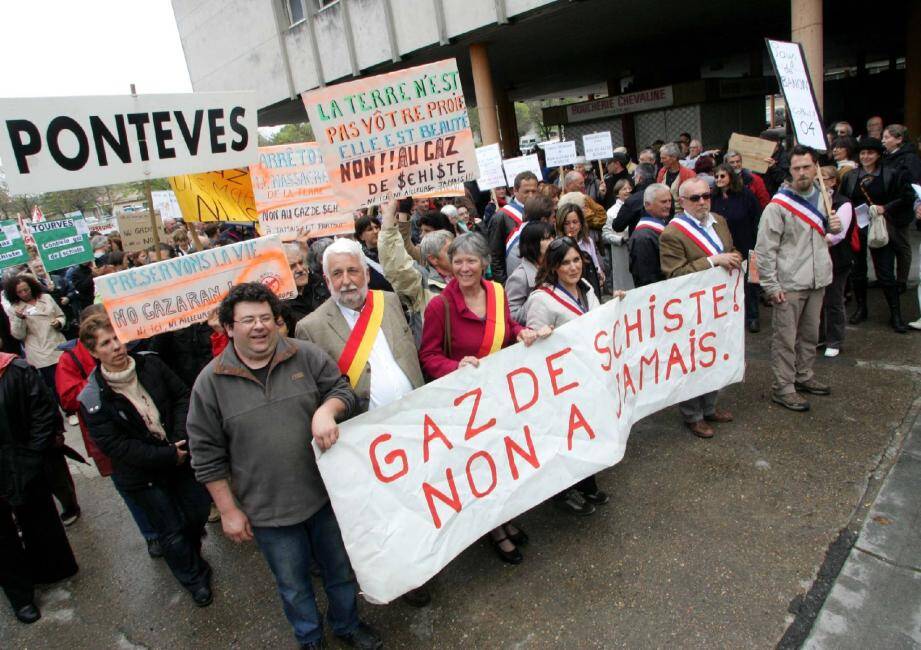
[0,92,257,195]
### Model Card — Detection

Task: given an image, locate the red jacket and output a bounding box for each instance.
[420,278,523,379]
[746,172,771,209]
[55,340,113,476]
[657,165,696,187]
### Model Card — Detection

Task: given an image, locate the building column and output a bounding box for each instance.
[791,0,823,112]
[469,43,500,146]
[495,85,519,158]
[905,3,921,136]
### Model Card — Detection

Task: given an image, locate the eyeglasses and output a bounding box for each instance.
[715,174,730,179]
[233,315,275,327]
[683,193,712,202]
[548,236,577,251]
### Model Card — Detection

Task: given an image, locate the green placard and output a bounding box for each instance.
[0,219,29,270]
[31,218,93,272]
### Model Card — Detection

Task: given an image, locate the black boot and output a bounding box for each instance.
[849,278,868,324]
[884,286,908,333]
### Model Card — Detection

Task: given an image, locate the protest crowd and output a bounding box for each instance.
[2,106,921,650]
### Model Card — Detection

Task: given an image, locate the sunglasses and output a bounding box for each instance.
[548,236,577,251]
[683,192,712,202]
[715,174,730,179]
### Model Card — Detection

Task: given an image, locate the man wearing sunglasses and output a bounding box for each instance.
[755,145,841,413]
[659,178,741,438]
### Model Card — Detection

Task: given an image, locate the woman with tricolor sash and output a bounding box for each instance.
[525,237,624,516]
[419,232,549,565]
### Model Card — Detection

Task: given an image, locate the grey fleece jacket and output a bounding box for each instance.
[187,336,357,527]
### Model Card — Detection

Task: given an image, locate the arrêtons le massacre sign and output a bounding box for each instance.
[250,142,354,240]
[95,236,296,341]
[318,267,746,604]
[0,92,257,195]
[302,58,478,209]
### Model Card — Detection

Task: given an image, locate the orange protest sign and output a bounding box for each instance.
[301,58,478,209]
[168,168,258,222]
[250,142,354,241]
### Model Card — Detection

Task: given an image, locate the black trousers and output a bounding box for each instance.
[0,479,78,609]
[45,452,79,515]
[853,226,897,289]
[128,469,211,592]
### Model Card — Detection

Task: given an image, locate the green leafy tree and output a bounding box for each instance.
[271,123,315,145]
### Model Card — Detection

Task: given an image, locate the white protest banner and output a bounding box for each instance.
[542,140,577,168]
[151,190,183,221]
[583,131,614,161]
[95,235,296,341]
[765,39,826,151]
[502,154,543,183]
[250,142,353,241]
[475,143,507,191]
[727,133,777,174]
[318,266,746,603]
[116,212,167,253]
[0,92,258,195]
[301,59,478,209]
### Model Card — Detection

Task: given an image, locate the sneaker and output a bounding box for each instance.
[909,319,921,331]
[824,347,840,357]
[553,488,595,516]
[60,508,81,527]
[336,622,383,650]
[794,378,831,395]
[771,392,810,412]
[67,414,79,426]
[147,538,163,558]
[207,504,221,523]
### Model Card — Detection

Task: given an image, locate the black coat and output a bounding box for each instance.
[150,323,214,388]
[0,357,62,505]
[79,352,191,491]
[839,164,915,227]
[885,143,921,184]
[711,188,761,254]
[613,181,653,234]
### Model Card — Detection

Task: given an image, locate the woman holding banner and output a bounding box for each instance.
[525,237,624,516]
[4,274,66,393]
[419,232,550,564]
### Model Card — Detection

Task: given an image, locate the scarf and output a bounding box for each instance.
[101,357,167,440]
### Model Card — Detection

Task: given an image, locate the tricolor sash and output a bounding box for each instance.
[538,284,586,317]
[338,290,385,387]
[500,202,525,255]
[476,281,507,357]
[634,217,666,235]
[770,187,827,236]
[671,213,723,256]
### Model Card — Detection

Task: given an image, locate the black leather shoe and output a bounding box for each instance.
[147,538,163,558]
[490,535,523,564]
[553,488,596,516]
[505,524,528,546]
[747,319,760,333]
[191,585,213,607]
[14,603,40,624]
[849,305,868,324]
[581,489,610,505]
[336,622,383,649]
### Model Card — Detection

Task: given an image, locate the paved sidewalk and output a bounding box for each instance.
[805,395,921,648]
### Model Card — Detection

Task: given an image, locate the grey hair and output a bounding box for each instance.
[634,163,656,184]
[563,170,584,188]
[660,142,681,159]
[321,238,367,276]
[723,149,741,161]
[678,177,710,198]
[643,183,671,205]
[419,229,454,264]
[282,242,306,263]
[447,232,490,267]
[835,121,853,135]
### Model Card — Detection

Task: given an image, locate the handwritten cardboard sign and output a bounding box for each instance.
[501,154,543,184]
[117,212,167,253]
[727,133,776,174]
[169,168,258,222]
[250,142,353,241]
[766,39,826,151]
[318,266,746,603]
[0,219,29,269]
[301,58,479,209]
[475,143,507,191]
[543,140,577,167]
[583,131,614,161]
[96,235,295,341]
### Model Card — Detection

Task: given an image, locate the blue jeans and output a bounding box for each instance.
[129,470,211,591]
[253,502,359,645]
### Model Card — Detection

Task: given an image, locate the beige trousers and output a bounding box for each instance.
[771,288,824,396]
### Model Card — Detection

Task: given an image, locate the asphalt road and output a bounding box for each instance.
[3,283,920,649]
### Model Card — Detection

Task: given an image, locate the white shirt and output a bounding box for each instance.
[337,301,414,410]
[682,211,724,266]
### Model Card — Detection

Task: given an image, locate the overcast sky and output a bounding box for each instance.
[1,0,191,98]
